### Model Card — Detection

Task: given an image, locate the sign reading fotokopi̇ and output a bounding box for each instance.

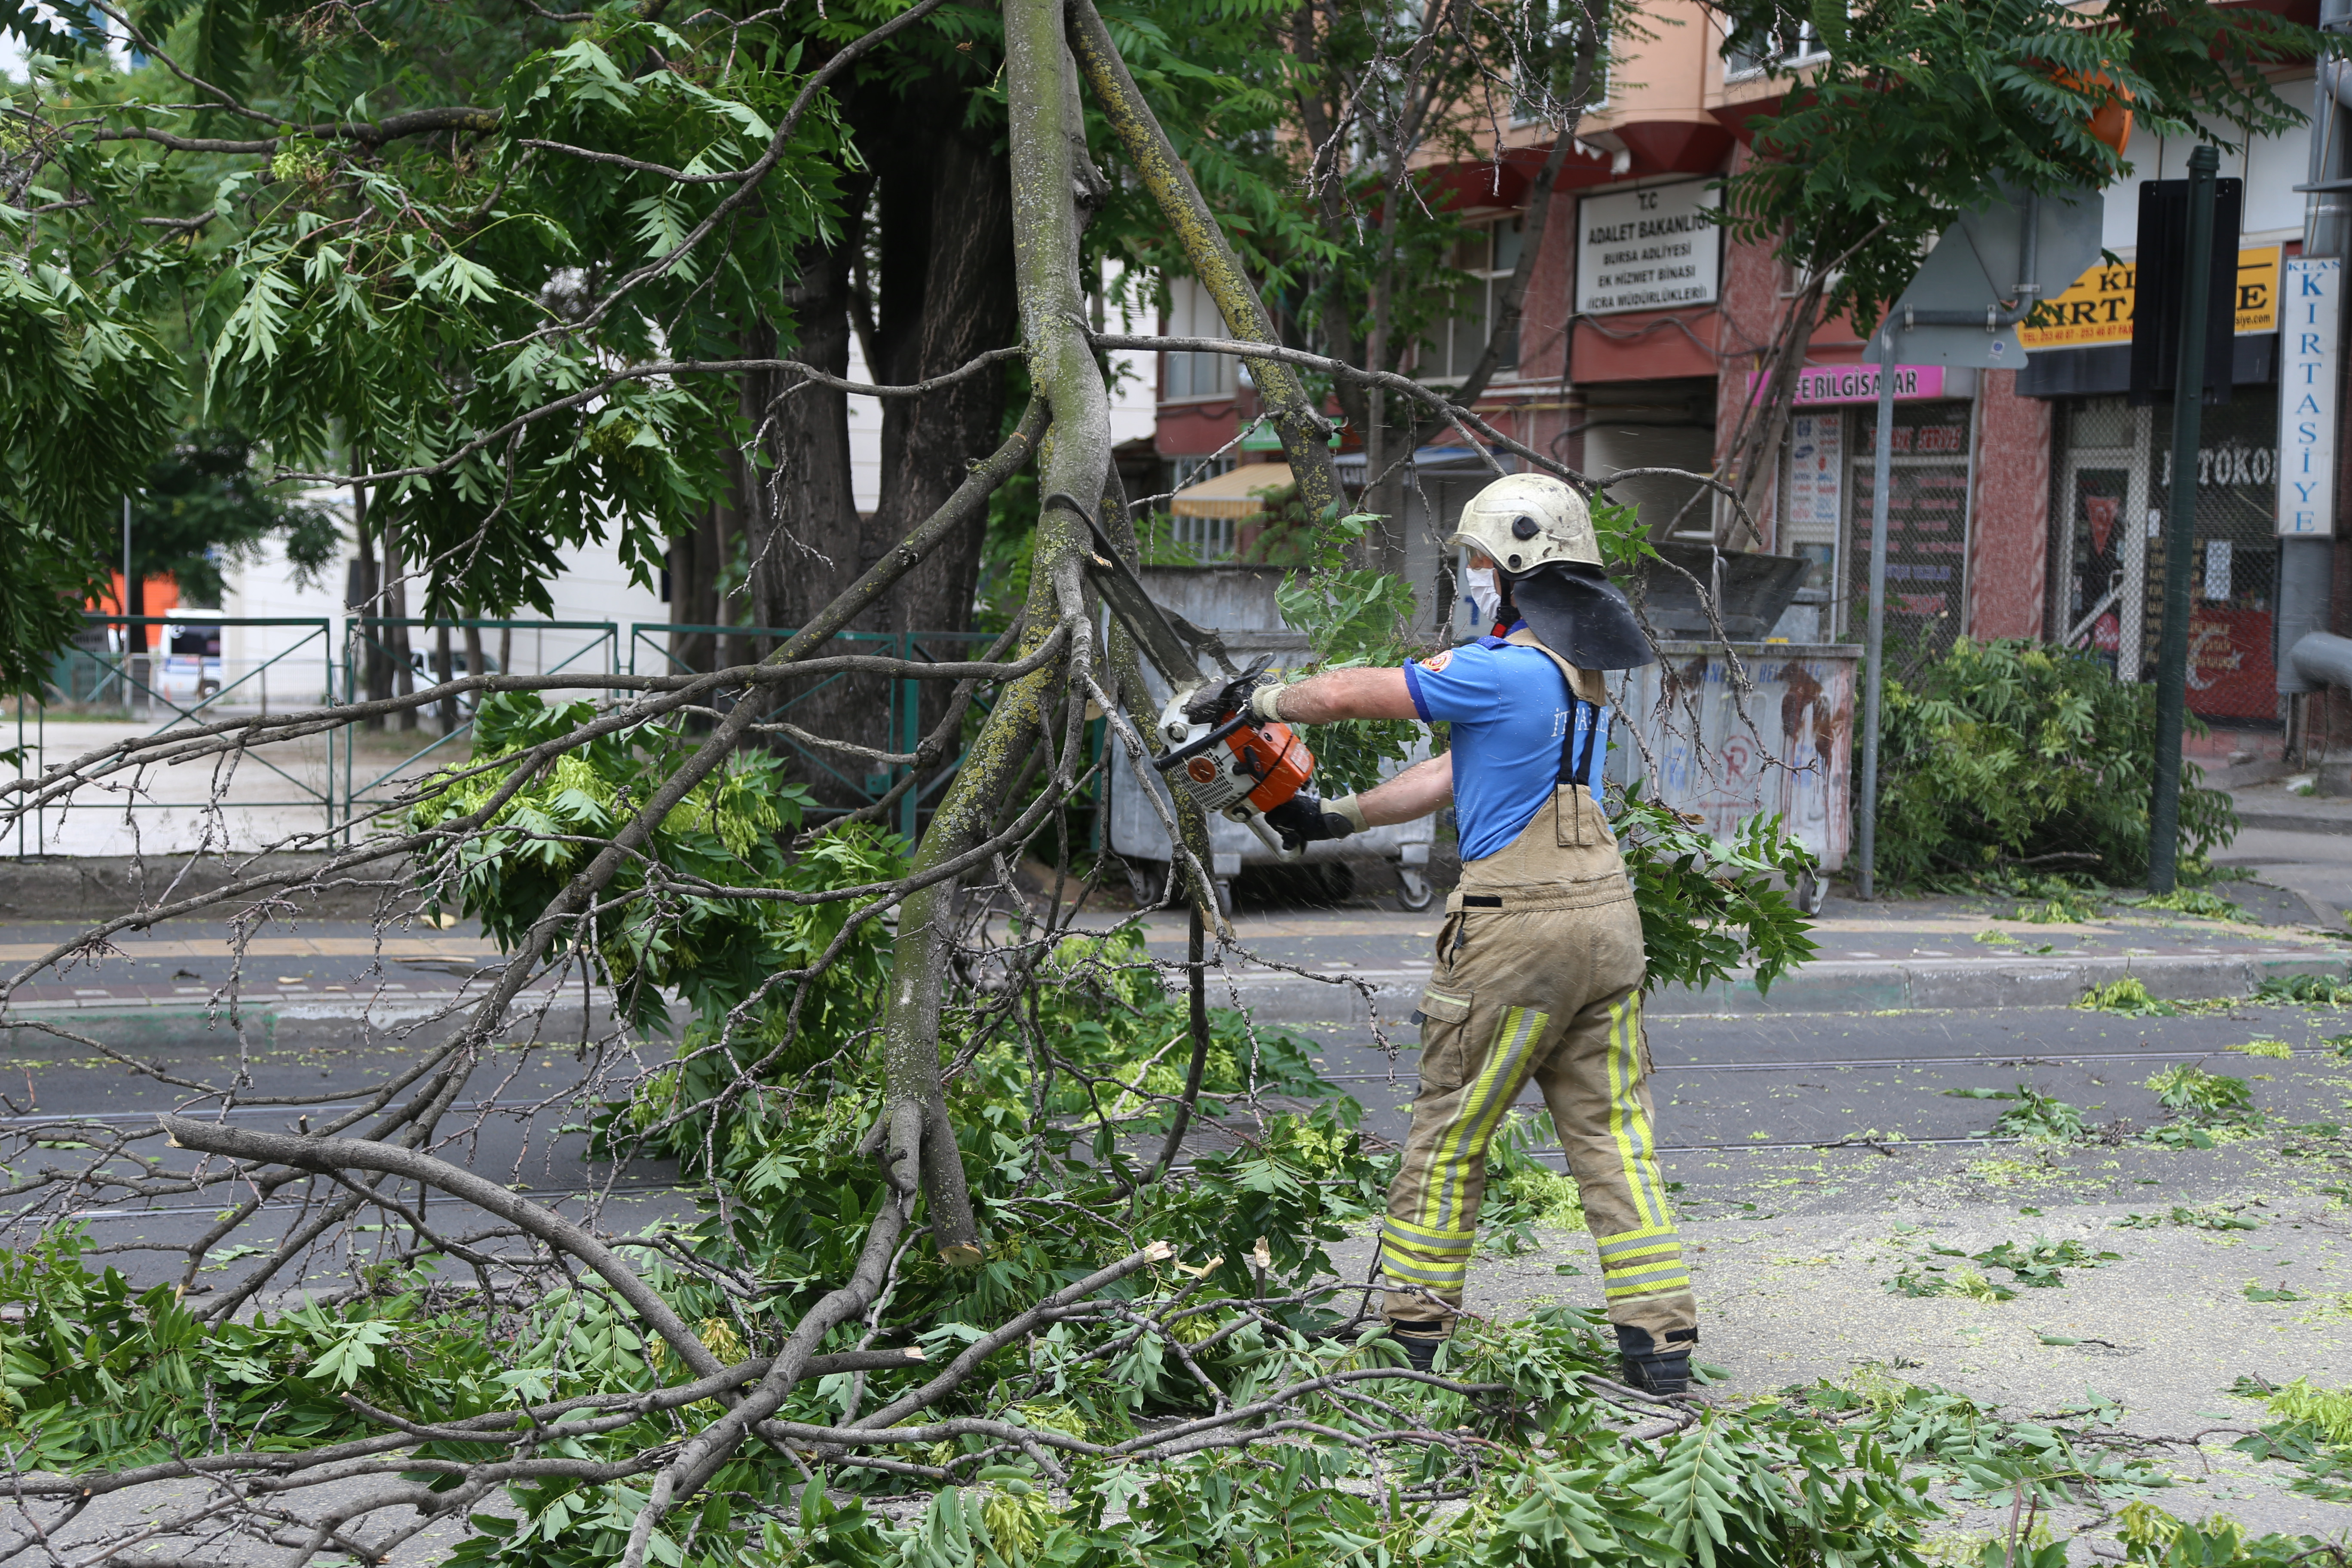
[2018,248,2282,350]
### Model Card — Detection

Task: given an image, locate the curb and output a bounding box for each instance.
[9,950,2349,1045]
[2235,809,2352,837]
[1205,949,2352,1024]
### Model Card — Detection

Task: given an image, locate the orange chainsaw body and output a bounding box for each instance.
[1167,710,1314,820]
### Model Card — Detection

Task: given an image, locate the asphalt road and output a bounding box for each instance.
[17,974,2350,1289]
[8,904,2352,1553]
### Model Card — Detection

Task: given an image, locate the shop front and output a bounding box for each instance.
[2026,241,2287,726]
[2046,390,2281,722]
[1768,364,1981,671]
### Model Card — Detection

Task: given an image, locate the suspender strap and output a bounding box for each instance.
[1504,627,1607,793]
[1558,698,1603,789]
[1572,700,1603,788]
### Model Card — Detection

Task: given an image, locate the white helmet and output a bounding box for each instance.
[1445,473,1599,576]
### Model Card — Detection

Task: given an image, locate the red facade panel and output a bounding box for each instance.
[1966,370,2051,640]
[1571,310,1721,383]
[1155,395,1253,457]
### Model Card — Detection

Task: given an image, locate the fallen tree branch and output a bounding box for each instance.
[157,1115,726,1381]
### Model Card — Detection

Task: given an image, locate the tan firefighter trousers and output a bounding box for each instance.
[1377,779,1699,1350]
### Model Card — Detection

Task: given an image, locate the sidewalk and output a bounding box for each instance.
[1142,888,2352,1021]
[8,802,2352,1032]
[2221,781,2352,929]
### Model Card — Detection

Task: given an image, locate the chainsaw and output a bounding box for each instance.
[1078,513,1332,859]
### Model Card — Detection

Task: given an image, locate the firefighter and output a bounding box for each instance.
[1235,472,1693,1393]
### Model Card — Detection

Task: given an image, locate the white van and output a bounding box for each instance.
[156,610,224,704]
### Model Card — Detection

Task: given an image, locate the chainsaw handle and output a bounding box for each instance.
[1152,712,1251,772]
[1242,810,1301,862]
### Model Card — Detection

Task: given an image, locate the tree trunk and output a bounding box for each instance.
[383,516,416,732]
[872,0,1108,1265]
[741,191,888,804]
[352,472,389,727]
[864,110,1020,747]
[669,501,724,678]
[436,620,457,732]
[1069,0,1344,526]
[462,619,486,723]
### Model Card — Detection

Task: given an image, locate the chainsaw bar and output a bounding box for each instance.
[1075,511,1237,689]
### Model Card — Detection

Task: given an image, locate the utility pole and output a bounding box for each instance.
[2273,0,2350,738]
[2148,144,2222,893]
[1855,331,1898,900]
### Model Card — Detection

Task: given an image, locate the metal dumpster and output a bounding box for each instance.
[1103,565,1437,913]
[1606,639,1857,876]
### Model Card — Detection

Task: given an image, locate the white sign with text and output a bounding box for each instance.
[1576,181,1721,316]
[2278,255,2341,538]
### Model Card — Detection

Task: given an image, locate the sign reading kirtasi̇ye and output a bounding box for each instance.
[1576,180,1722,316]
[2278,256,2340,539]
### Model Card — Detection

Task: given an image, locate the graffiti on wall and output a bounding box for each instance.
[1611,647,1857,871]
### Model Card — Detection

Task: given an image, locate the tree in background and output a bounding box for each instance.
[1707,0,2324,543]
[1105,0,1619,579]
[125,430,340,618]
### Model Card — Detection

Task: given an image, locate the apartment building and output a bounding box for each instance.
[1151,1,2322,759]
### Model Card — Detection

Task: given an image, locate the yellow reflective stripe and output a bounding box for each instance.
[1382,1218,1476,1251]
[1603,994,1675,1228]
[1415,1005,1547,1233]
[1385,1256,1470,1287]
[1378,1220,1474,1288]
[1605,1276,1693,1300]
[1604,996,1654,1229]
[1595,1224,1678,1250]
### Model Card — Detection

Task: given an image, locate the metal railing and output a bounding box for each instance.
[629,624,1003,841]
[338,618,620,841]
[8,614,339,858]
[7,615,1070,858]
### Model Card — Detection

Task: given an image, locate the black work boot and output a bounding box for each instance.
[1615,1323,1697,1395]
[1388,1321,1449,1372]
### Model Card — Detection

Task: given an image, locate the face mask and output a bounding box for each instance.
[1460,566,1502,631]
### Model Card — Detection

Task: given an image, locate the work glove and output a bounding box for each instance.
[1181,654,1277,724]
[1264,791,1366,852]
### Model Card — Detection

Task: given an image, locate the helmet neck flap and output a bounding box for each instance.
[1505,562,1657,672]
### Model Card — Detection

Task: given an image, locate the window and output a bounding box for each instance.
[1724,20,1828,79]
[1161,276,1237,401]
[1153,459,1240,563]
[1167,514,1237,562]
[1171,455,1233,491]
[1417,220,1524,383]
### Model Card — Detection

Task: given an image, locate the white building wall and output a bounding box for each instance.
[2100,90,2315,253]
[220,274,1155,677]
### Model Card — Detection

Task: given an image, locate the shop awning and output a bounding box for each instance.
[1168,462,1297,518]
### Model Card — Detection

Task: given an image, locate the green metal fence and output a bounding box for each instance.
[7,615,1078,858]
[339,618,620,842]
[628,624,1002,842]
[9,613,340,858]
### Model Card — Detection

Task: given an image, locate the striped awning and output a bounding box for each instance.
[1168,462,1295,519]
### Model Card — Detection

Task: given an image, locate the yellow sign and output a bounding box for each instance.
[2018,247,2282,350]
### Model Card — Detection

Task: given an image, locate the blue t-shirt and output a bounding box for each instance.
[1401,623,1609,862]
